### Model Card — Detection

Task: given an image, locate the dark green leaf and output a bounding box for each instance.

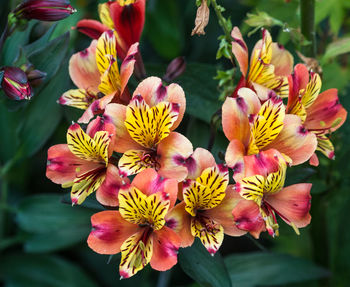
[179,239,232,287]
[224,252,329,287]
[16,194,95,252]
[0,254,97,287]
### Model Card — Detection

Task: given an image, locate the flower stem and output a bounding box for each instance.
[0,180,8,245]
[300,0,316,57]
[156,269,172,287]
[0,22,9,55]
[209,0,236,66]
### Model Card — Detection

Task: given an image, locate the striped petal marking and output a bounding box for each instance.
[119,228,153,278]
[316,135,335,159]
[124,95,179,149]
[59,89,99,110]
[190,215,224,255]
[183,165,229,217]
[118,187,170,230]
[96,30,121,95]
[247,30,289,98]
[67,123,110,165]
[118,149,159,177]
[247,96,285,155]
[67,167,106,205]
[236,160,287,206]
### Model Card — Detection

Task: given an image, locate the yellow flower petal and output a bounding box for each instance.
[67,124,110,165]
[98,3,114,29]
[118,149,158,177]
[60,89,98,110]
[191,216,224,255]
[301,72,321,110]
[125,96,179,149]
[119,230,153,278]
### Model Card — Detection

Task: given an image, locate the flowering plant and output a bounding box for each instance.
[1,0,350,286]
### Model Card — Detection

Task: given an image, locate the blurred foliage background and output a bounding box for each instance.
[0,0,350,286]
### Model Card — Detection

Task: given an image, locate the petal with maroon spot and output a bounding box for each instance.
[165,202,194,248]
[204,185,247,237]
[87,210,139,254]
[232,199,266,239]
[187,147,216,180]
[133,77,186,130]
[150,226,181,271]
[131,168,178,208]
[270,43,294,77]
[265,114,317,165]
[157,132,194,182]
[225,139,245,181]
[222,87,260,146]
[46,144,100,185]
[104,103,144,153]
[266,183,312,228]
[69,40,100,93]
[96,164,130,207]
[305,89,347,132]
[231,27,248,77]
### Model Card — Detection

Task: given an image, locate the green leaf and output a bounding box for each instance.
[144,0,183,59]
[16,194,95,252]
[0,254,97,287]
[224,252,329,287]
[321,37,350,64]
[178,239,232,287]
[176,63,221,123]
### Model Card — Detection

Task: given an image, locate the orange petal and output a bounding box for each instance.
[150,226,181,271]
[69,40,100,93]
[270,43,293,76]
[231,26,248,77]
[205,185,247,237]
[46,144,99,185]
[120,42,138,95]
[305,89,347,132]
[267,183,312,228]
[165,202,194,248]
[87,210,139,254]
[265,114,317,165]
[187,147,216,179]
[133,76,186,130]
[232,199,265,239]
[225,139,245,181]
[96,164,130,207]
[104,103,144,153]
[222,87,260,145]
[309,153,319,166]
[131,168,178,208]
[157,132,194,181]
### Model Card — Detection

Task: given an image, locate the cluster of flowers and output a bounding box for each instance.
[45,0,347,279]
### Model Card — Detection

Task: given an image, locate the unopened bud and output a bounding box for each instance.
[163,57,186,83]
[0,66,33,101]
[13,0,76,22]
[26,69,47,87]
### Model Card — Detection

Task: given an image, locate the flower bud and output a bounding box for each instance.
[14,0,76,22]
[163,57,186,83]
[0,66,33,100]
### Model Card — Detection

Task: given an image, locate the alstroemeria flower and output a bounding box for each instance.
[76,0,145,61]
[46,117,129,206]
[0,66,33,100]
[222,87,317,179]
[87,168,181,278]
[231,27,293,99]
[59,30,138,123]
[104,77,192,181]
[286,64,347,165]
[166,150,245,254]
[232,151,312,238]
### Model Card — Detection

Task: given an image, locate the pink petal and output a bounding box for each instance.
[267,183,312,228]
[231,27,249,77]
[270,43,294,76]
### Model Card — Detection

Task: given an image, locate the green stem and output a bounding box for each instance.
[300,0,316,57]
[210,0,236,65]
[156,269,172,287]
[0,22,9,55]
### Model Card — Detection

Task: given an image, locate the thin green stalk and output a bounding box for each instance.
[300,0,316,57]
[0,180,8,244]
[210,0,236,66]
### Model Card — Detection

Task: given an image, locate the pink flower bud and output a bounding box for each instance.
[14,0,76,22]
[163,57,186,83]
[1,66,33,100]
